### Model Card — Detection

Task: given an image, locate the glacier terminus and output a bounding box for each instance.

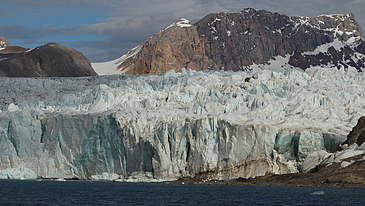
[1,67,364,181]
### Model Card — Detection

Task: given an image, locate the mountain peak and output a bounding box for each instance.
[0,36,12,50]
[158,18,192,34]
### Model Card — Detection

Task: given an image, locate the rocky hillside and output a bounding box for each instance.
[93,8,365,75]
[0,41,97,77]
[289,38,365,72]
[195,8,363,71]
[93,18,218,75]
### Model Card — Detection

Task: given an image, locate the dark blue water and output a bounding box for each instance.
[0,180,364,205]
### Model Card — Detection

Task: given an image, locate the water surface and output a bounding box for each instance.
[0,180,363,205]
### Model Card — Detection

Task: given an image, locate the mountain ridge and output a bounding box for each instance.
[93,8,365,75]
[0,41,98,77]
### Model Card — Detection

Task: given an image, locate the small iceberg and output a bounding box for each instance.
[311,191,325,195]
[55,178,66,181]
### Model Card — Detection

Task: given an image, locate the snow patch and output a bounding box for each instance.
[160,18,192,32]
[92,44,143,75]
[303,37,362,55]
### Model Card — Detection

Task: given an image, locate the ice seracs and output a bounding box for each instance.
[1,66,365,181]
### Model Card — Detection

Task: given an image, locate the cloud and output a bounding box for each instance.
[3,0,365,62]
[0,0,119,7]
[0,25,34,39]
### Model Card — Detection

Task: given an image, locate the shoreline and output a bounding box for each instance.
[167,177,365,189]
[2,176,365,189]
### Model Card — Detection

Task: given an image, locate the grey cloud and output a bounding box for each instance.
[0,0,120,7]
[3,0,365,62]
[0,25,34,39]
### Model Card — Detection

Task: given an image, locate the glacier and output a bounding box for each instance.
[0,67,365,180]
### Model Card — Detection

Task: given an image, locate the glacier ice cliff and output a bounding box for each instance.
[1,67,365,180]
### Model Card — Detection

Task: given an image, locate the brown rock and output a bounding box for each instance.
[109,8,365,75]
[116,18,218,75]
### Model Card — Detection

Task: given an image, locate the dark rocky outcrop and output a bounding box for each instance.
[340,116,365,148]
[0,42,97,77]
[289,40,365,72]
[194,8,363,71]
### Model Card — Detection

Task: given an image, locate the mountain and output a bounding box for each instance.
[93,18,218,75]
[93,8,365,75]
[195,8,363,71]
[0,36,28,58]
[0,41,97,77]
[288,38,365,72]
[0,36,12,49]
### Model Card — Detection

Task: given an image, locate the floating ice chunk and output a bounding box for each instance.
[91,172,121,181]
[311,191,325,195]
[124,171,154,182]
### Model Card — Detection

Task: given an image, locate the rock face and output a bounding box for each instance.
[194,8,363,71]
[93,18,217,75]
[340,116,365,148]
[302,116,365,173]
[0,42,97,77]
[93,8,365,75]
[289,38,365,72]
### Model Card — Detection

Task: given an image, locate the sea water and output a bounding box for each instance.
[0,180,364,205]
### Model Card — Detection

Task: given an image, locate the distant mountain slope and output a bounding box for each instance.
[0,36,12,49]
[0,42,97,77]
[92,8,365,75]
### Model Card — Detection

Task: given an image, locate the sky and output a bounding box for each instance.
[1,0,365,63]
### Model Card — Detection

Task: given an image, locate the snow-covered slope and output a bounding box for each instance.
[1,67,365,180]
[92,45,143,75]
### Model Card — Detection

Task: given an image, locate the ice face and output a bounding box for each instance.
[0,66,364,180]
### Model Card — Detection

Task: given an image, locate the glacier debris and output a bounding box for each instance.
[0,67,365,180]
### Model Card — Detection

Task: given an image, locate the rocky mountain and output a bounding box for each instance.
[93,18,218,75]
[195,8,363,71]
[0,41,97,77]
[0,36,28,58]
[93,8,365,75]
[289,38,365,72]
